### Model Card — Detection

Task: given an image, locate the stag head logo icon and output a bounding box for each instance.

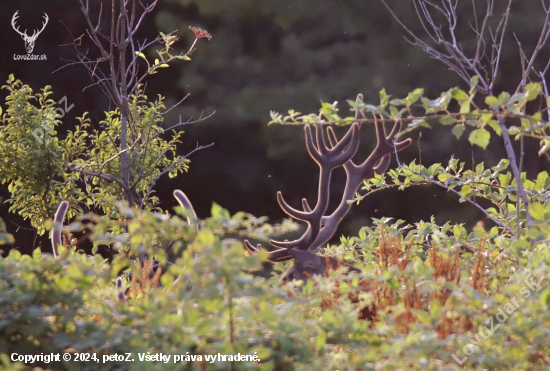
[11,11,49,54]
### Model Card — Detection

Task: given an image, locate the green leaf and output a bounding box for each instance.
[492,159,510,172]
[161,273,175,287]
[415,311,431,325]
[541,289,550,306]
[452,124,465,139]
[529,202,545,220]
[475,163,485,174]
[439,115,457,126]
[405,88,424,106]
[480,113,493,123]
[460,185,472,197]
[486,119,501,136]
[379,88,389,108]
[485,96,499,105]
[459,100,471,114]
[498,91,511,104]
[469,75,479,93]
[525,82,542,101]
[468,128,491,149]
[135,51,147,60]
[316,329,327,350]
[451,88,469,101]
[535,171,549,191]
[453,225,467,240]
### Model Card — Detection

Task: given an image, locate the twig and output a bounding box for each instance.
[392,139,517,237]
[498,115,532,229]
[69,167,128,192]
[140,142,215,208]
[159,93,190,115]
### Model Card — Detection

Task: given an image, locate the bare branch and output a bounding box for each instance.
[69,167,128,191]
[516,10,550,92]
[381,0,521,94]
[498,115,533,228]
[160,94,190,115]
[488,0,512,93]
[140,142,215,207]
[391,140,518,237]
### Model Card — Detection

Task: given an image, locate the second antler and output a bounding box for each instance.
[245,94,411,263]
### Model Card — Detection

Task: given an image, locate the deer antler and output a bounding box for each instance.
[306,115,410,249]
[11,11,26,38]
[33,13,49,38]
[51,201,69,258]
[173,189,199,232]
[245,94,411,262]
[272,121,360,247]
[11,11,48,39]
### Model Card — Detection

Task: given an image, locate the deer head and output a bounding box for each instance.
[12,11,48,54]
[245,94,411,282]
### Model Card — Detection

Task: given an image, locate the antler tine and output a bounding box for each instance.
[244,239,260,253]
[276,191,310,222]
[250,94,410,264]
[308,117,411,250]
[173,189,199,232]
[305,123,359,167]
[11,11,26,37]
[51,201,69,258]
[315,122,329,156]
[243,240,295,262]
[374,154,392,175]
[352,94,366,127]
[364,116,411,170]
[302,198,312,212]
[270,122,360,251]
[34,13,49,37]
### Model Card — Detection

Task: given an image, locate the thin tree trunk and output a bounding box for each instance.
[118,0,133,206]
[498,115,532,230]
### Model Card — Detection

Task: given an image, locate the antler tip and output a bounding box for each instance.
[244,239,260,253]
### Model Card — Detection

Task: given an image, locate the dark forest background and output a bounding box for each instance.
[0,0,546,255]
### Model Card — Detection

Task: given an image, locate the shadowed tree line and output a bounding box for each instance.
[0,0,547,254]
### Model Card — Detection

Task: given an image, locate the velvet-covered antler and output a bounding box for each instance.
[51,201,69,258]
[245,94,411,265]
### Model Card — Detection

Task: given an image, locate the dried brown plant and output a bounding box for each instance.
[127,259,163,300]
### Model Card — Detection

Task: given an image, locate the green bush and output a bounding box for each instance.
[0,198,549,370]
